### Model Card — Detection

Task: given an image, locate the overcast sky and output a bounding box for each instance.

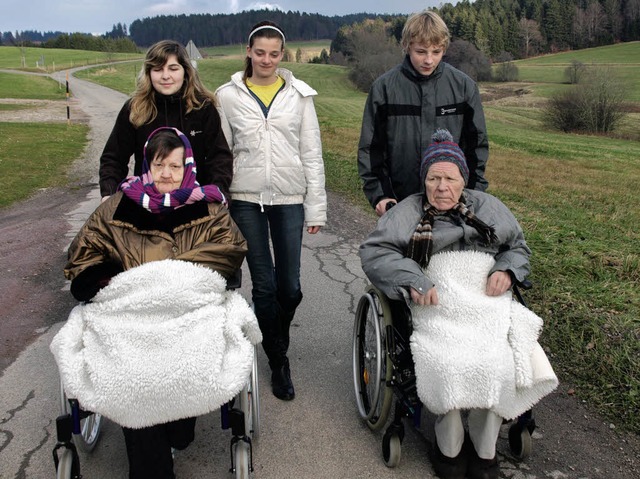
[2,1,451,35]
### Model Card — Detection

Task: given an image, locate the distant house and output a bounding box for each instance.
[186,40,203,68]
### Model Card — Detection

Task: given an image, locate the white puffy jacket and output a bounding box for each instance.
[215,68,327,226]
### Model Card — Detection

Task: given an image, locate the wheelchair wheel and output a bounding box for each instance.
[55,449,74,479]
[508,423,532,460]
[233,441,251,479]
[382,432,402,468]
[241,345,260,440]
[59,380,102,452]
[352,285,393,430]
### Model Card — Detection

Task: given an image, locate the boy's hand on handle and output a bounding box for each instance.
[376,198,397,217]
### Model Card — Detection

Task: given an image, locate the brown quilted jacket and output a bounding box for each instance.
[65,192,247,283]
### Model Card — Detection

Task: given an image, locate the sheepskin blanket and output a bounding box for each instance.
[409,251,558,420]
[50,259,262,429]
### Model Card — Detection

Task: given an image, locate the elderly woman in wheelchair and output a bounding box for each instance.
[358,129,558,479]
[50,127,261,479]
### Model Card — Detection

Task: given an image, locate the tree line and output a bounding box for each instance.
[2,1,638,57]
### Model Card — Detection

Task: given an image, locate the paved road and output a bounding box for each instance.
[1,69,639,479]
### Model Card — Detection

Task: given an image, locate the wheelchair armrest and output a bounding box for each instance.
[515,279,532,290]
[226,269,242,291]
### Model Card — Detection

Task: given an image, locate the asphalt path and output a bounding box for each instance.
[0,68,639,479]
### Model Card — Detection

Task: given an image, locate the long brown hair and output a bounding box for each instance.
[129,40,216,127]
[243,21,286,81]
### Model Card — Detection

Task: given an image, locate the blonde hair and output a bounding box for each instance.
[129,40,216,128]
[401,10,450,53]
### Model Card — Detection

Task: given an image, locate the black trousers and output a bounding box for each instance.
[122,417,196,479]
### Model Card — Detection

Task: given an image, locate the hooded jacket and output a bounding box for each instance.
[215,68,327,227]
[358,57,489,208]
[99,93,233,198]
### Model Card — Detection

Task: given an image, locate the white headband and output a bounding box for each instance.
[248,25,286,44]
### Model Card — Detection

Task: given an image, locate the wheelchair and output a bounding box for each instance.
[352,281,536,468]
[52,345,260,479]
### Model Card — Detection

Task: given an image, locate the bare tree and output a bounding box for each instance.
[494,51,519,82]
[604,0,624,40]
[544,65,628,134]
[344,20,402,92]
[585,0,608,43]
[518,18,543,57]
[564,59,587,84]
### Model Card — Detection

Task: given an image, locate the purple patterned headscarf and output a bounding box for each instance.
[118,127,226,213]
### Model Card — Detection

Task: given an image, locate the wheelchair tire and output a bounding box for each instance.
[508,423,532,460]
[55,448,74,479]
[60,380,102,452]
[234,441,251,479]
[249,345,260,440]
[238,347,260,439]
[352,286,394,431]
[382,432,402,468]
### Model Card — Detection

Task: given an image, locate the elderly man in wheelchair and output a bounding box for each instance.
[358,129,557,479]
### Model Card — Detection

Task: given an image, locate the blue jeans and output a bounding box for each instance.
[230,200,304,367]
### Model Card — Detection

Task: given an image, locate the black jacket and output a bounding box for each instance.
[99,93,233,198]
[358,56,489,208]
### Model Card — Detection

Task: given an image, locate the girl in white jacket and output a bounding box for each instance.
[216,20,327,402]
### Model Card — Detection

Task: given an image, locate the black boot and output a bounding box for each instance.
[271,357,295,401]
[277,304,296,354]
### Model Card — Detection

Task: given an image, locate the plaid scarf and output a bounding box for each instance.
[407,194,498,268]
[119,127,226,213]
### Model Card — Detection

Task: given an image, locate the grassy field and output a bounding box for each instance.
[0,72,69,99]
[201,40,332,60]
[0,69,89,203]
[0,122,88,207]
[0,46,143,72]
[3,43,640,434]
[503,41,640,102]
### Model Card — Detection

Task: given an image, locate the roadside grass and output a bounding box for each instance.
[0,46,143,72]
[0,122,88,207]
[0,104,34,111]
[0,72,69,100]
[495,41,640,101]
[61,51,640,434]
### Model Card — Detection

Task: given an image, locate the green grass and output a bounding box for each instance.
[494,41,640,101]
[201,40,332,58]
[0,72,69,99]
[0,122,89,207]
[15,44,640,434]
[0,103,34,111]
[0,46,143,72]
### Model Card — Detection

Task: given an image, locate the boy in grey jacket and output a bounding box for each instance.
[358,9,489,216]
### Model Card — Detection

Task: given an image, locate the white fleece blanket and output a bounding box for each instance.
[410,251,558,420]
[50,259,262,429]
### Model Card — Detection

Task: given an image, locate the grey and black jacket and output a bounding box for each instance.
[359,189,530,303]
[358,56,489,208]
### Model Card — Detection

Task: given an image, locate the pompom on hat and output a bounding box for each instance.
[420,129,469,185]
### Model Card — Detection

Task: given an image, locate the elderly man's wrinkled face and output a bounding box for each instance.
[425,162,465,210]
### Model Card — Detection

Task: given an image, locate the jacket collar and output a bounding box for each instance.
[400,55,444,83]
[113,195,209,233]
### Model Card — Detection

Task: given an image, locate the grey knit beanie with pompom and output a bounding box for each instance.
[419,129,469,185]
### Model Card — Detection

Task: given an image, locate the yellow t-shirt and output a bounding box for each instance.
[246,76,285,107]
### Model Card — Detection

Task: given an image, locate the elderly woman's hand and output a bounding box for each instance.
[486,271,512,296]
[410,286,439,305]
